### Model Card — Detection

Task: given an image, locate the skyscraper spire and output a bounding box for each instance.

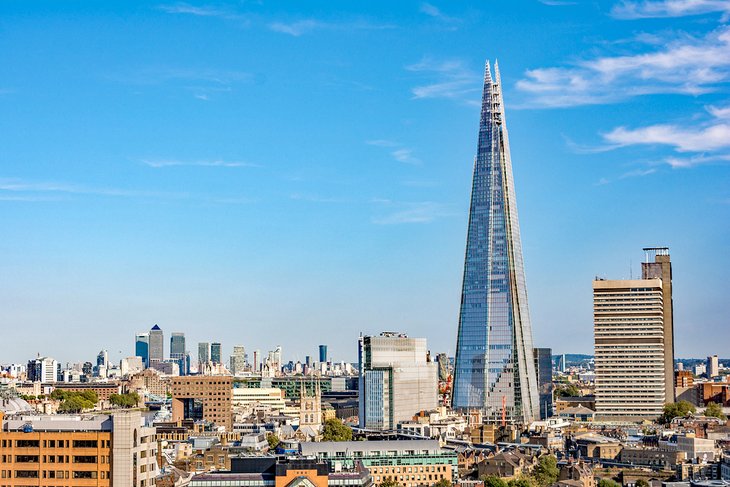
[452,60,540,424]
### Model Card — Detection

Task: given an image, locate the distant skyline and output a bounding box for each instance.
[1,1,729,364]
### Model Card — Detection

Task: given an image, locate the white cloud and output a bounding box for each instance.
[140,159,259,168]
[419,3,459,23]
[612,0,730,19]
[517,26,730,107]
[598,101,730,167]
[538,0,577,5]
[406,58,481,104]
[268,18,395,37]
[372,200,452,224]
[367,140,422,165]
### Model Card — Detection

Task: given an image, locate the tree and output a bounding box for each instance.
[598,479,621,487]
[266,433,280,450]
[434,479,452,487]
[321,418,353,442]
[533,455,559,487]
[508,477,536,487]
[635,480,649,487]
[660,401,696,424]
[109,392,140,408]
[58,395,94,413]
[481,476,508,487]
[554,384,580,398]
[379,478,400,487]
[704,402,727,420]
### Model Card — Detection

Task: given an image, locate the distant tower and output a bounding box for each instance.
[211,342,222,365]
[452,60,540,423]
[533,348,553,420]
[319,345,328,363]
[299,379,323,428]
[230,346,246,376]
[96,350,108,367]
[198,342,210,370]
[170,333,186,376]
[708,355,719,378]
[148,324,164,366]
[253,350,261,373]
[135,332,150,368]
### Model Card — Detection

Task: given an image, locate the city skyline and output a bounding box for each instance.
[1,1,729,363]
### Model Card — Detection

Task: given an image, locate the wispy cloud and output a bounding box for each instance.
[367,140,422,165]
[0,178,178,199]
[290,193,345,204]
[157,3,248,22]
[538,0,577,6]
[140,158,259,168]
[612,0,730,19]
[597,101,730,168]
[406,57,481,104]
[268,18,395,37]
[371,200,453,224]
[517,26,730,107]
[419,3,460,24]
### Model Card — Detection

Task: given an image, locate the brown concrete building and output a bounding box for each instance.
[53,383,121,401]
[555,396,596,413]
[170,376,233,430]
[698,383,730,407]
[476,450,537,479]
[676,370,694,388]
[0,410,156,487]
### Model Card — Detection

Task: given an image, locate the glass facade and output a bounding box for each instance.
[452,61,539,423]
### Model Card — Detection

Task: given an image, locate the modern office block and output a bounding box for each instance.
[533,348,553,420]
[358,332,438,430]
[148,324,164,366]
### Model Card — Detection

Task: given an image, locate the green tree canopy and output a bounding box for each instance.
[533,455,559,487]
[379,479,400,487]
[434,479,452,487]
[704,402,727,420]
[57,395,94,413]
[508,477,536,487]
[597,479,621,487]
[635,480,649,487]
[322,418,353,442]
[109,392,140,408]
[554,384,580,398]
[266,433,280,450]
[481,476,508,487]
[660,401,696,424]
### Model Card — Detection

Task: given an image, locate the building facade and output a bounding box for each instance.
[708,355,720,378]
[358,333,438,430]
[594,276,666,419]
[211,343,222,365]
[198,342,210,369]
[533,348,553,420]
[148,325,164,366]
[319,345,328,364]
[135,333,150,369]
[230,346,246,376]
[170,376,233,430]
[452,60,540,423]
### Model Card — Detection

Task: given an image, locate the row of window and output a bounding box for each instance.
[1,470,104,479]
[1,455,102,464]
[1,439,105,449]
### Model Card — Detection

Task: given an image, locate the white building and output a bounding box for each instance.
[359,332,438,430]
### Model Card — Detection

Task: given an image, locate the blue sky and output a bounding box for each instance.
[1,0,729,365]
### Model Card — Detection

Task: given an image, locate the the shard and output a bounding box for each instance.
[452,61,540,423]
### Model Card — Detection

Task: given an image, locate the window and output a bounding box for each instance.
[72,440,98,448]
[15,440,40,448]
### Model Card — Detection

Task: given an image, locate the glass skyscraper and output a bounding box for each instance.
[452,61,540,423]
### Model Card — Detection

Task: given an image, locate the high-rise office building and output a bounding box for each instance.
[170,332,185,357]
[135,332,149,368]
[170,332,186,376]
[211,342,222,365]
[594,274,666,419]
[27,356,59,383]
[708,355,720,378]
[358,332,438,430]
[253,350,261,373]
[230,345,246,375]
[641,247,675,401]
[533,348,553,420]
[96,349,108,367]
[452,60,540,423]
[198,342,210,368]
[148,324,164,366]
[319,345,328,363]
